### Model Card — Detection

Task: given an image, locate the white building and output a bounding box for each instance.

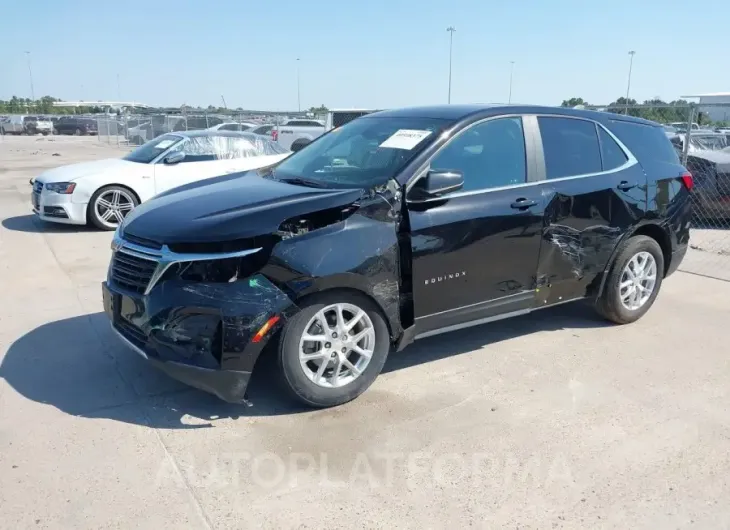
[683,92,730,122]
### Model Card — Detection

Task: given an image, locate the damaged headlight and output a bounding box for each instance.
[171,253,269,284]
[276,219,312,239]
[276,205,359,240]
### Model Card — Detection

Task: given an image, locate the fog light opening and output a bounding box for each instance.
[252,316,281,343]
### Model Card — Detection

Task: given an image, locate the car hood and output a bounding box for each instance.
[35,158,141,183]
[122,172,364,244]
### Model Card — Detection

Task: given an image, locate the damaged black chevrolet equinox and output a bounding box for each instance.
[102,105,692,407]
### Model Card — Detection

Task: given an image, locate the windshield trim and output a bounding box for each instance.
[122,133,186,164]
[150,133,186,164]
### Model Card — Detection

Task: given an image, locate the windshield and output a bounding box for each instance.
[271,116,448,188]
[122,134,183,163]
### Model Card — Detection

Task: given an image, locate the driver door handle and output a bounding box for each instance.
[510,198,538,209]
[617,181,637,191]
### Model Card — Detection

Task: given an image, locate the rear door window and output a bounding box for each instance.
[538,117,602,179]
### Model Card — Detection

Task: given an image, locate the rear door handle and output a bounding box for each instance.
[510,198,538,209]
[617,181,637,191]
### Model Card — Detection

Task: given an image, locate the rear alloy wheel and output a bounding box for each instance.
[595,235,664,324]
[88,186,138,230]
[278,293,390,407]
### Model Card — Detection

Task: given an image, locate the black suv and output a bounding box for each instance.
[102,105,692,407]
[54,116,98,135]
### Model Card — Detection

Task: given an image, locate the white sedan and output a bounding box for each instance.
[30,131,291,230]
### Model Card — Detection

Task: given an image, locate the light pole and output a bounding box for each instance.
[296,57,301,113]
[508,61,515,104]
[24,51,35,102]
[446,26,455,103]
[625,50,636,115]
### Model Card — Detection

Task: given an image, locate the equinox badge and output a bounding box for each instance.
[425,271,467,285]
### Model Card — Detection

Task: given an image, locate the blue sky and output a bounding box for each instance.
[1,0,727,110]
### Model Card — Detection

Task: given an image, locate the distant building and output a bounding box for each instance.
[683,92,730,122]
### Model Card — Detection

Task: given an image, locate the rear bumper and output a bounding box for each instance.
[102,275,299,403]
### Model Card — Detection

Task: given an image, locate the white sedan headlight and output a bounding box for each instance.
[45,182,77,194]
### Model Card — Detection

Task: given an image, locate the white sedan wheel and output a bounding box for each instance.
[89,186,138,230]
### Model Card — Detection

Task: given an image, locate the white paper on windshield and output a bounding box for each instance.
[154,139,175,149]
[379,129,432,150]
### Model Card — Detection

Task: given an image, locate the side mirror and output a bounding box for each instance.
[409,169,464,201]
[163,151,185,165]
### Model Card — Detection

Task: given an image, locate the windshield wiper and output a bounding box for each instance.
[278,177,328,188]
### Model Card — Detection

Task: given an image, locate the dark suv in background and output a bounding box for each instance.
[103,105,692,408]
[53,116,98,136]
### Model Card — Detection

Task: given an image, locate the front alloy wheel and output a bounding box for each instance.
[298,303,376,388]
[278,292,390,407]
[88,186,138,230]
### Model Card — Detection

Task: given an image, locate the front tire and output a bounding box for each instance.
[88,185,138,231]
[278,292,390,407]
[595,235,664,324]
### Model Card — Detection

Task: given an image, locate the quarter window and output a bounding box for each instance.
[429,117,527,192]
[538,117,602,179]
[598,127,628,171]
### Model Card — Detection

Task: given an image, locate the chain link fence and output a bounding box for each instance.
[96,111,294,147]
[675,104,730,281]
[583,103,730,281]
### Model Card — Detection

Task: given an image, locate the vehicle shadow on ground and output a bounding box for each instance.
[1,214,95,233]
[1,304,610,430]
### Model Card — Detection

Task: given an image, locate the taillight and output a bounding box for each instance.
[680,171,694,191]
[272,129,278,141]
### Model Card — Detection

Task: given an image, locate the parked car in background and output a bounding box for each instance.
[103,104,691,407]
[0,115,52,135]
[247,123,275,137]
[207,121,258,132]
[30,131,291,230]
[272,110,375,151]
[53,116,99,136]
[670,121,700,131]
[671,132,730,220]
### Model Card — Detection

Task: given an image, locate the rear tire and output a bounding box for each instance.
[278,292,390,407]
[595,235,664,324]
[290,138,311,152]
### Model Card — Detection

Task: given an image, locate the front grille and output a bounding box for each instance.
[111,250,158,294]
[33,181,43,193]
[123,232,163,250]
[115,319,147,350]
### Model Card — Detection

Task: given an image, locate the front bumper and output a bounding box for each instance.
[102,274,298,403]
[31,190,87,225]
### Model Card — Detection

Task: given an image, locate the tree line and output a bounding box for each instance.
[560,97,728,127]
[0,96,106,115]
[0,95,331,117]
